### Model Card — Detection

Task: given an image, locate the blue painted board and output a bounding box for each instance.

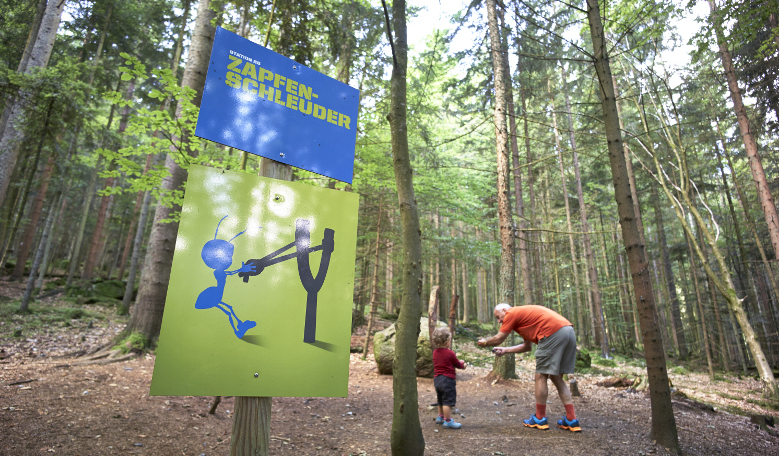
[195,27,359,184]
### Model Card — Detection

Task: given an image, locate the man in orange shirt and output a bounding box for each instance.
[478,303,581,432]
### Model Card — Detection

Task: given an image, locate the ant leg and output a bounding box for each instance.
[216,303,240,332]
[220,302,243,324]
[220,302,256,339]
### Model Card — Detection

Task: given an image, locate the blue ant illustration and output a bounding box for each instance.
[196,215,257,339]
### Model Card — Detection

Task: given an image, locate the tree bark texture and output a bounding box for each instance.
[385,1,425,454]
[586,0,680,450]
[230,396,271,456]
[0,0,66,207]
[486,0,517,380]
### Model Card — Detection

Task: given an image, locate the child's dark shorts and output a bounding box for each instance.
[434,375,457,407]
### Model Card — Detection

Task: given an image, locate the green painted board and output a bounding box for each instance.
[150,165,359,397]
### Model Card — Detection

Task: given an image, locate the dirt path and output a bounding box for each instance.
[2,348,779,455]
[1,279,778,455]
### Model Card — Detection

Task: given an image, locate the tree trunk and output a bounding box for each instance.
[615,234,636,351]
[649,109,778,394]
[36,191,67,289]
[385,1,425,453]
[684,230,715,379]
[714,122,779,320]
[82,161,116,280]
[0,149,38,270]
[507,7,531,306]
[10,151,55,282]
[651,182,688,359]
[122,0,216,345]
[119,0,190,279]
[586,0,680,450]
[612,75,647,262]
[121,189,151,315]
[0,0,66,207]
[550,76,585,344]
[66,153,105,286]
[0,0,47,138]
[519,89,539,302]
[708,0,779,263]
[10,97,56,281]
[19,194,58,312]
[562,68,608,357]
[362,196,383,360]
[460,221,470,323]
[385,237,394,314]
[428,286,440,345]
[486,0,516,380]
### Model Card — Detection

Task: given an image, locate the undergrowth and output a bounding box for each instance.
[0,301,104,336]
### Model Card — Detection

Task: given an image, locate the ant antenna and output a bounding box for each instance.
[228,230,246,243]
[214,215,228,240]
[228,224,260,243]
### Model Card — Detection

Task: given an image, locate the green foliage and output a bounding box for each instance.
[592,356,618,368]
[98,52,209,222]
[670,366,688,375]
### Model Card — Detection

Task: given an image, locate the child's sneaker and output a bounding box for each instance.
[434,415,444,424]
[442,419,462,429]
[557,416,581,432]
[523,414,549,430]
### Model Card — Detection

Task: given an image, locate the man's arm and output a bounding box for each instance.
[493,341,531,356]
[477,331,510,347]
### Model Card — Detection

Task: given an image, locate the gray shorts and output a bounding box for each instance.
[534,326,576,375]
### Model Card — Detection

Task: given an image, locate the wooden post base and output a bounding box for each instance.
[231,396,272,455]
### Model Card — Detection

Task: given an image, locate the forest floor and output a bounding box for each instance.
[2,279,779,455]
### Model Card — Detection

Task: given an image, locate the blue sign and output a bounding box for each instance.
[195,27,359,184]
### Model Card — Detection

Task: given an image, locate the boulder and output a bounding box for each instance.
[66,279,126,301]
[575,347,591,370]
[373,317,449,378]
[90,279,125,300]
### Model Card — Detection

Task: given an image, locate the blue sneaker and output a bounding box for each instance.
[523,414,549,430]
[442,419,462,429]
[434,415,444,424]
[557,416,581,432]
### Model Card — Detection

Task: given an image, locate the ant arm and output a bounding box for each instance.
[227,262,256,276]
[239,240,297,282]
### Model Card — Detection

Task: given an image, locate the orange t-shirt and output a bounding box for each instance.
[499,305,572,344]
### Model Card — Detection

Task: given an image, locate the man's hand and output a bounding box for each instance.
[492,347,506,356]
[477,339,487,347]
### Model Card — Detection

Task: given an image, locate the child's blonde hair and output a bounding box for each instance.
[432,327,451,348]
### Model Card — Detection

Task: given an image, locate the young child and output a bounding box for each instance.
[432,327,466,429]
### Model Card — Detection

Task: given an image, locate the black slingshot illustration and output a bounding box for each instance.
[239,219,335,343]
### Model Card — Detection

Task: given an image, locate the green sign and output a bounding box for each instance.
[150,165,359,397]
